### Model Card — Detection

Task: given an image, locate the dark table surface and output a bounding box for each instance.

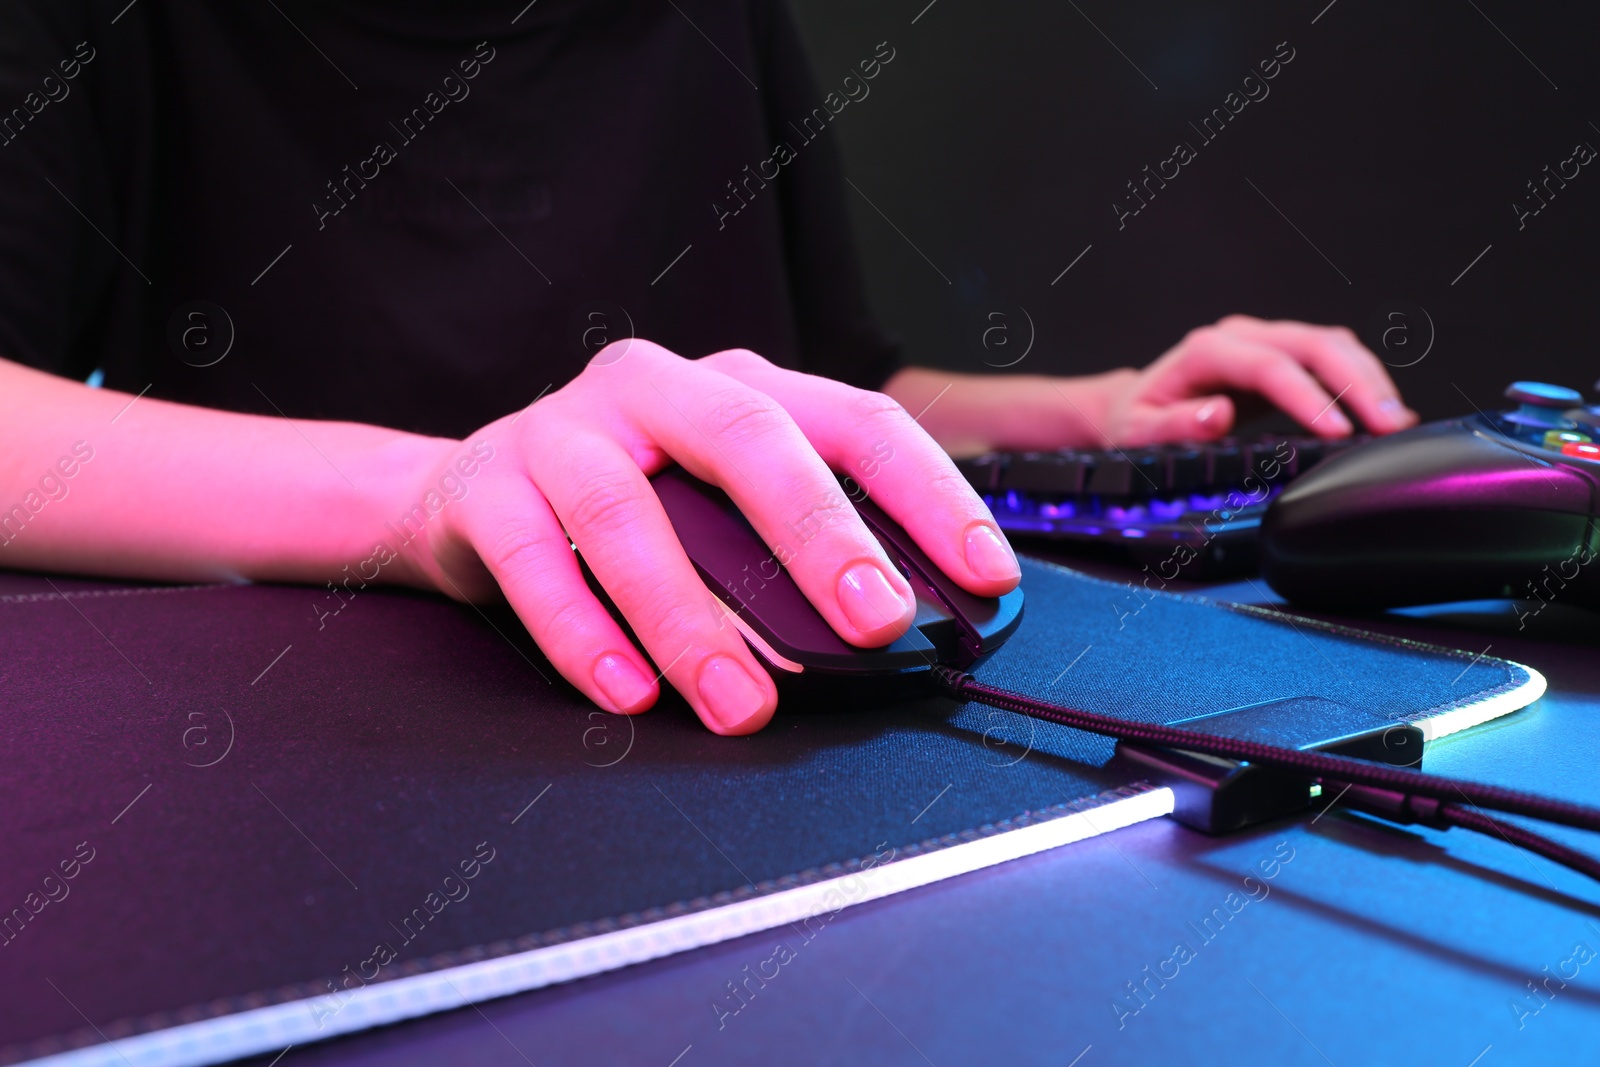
[196,548,1598,1067]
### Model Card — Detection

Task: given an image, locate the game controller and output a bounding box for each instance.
[1261,381,1600,611]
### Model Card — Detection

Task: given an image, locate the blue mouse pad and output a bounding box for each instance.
[0,558,1542,1067]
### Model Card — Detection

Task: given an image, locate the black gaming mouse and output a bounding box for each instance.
[650,466,1024,693]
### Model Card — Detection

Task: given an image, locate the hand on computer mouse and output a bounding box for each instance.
[1100,315,1421,445]
[413,340,1021,736]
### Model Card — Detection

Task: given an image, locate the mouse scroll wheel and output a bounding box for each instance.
[874,535,973,633]
[870,535,922,591]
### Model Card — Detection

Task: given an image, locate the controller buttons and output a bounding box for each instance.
[1561,441,1600,461]
[1543,429,1592,450]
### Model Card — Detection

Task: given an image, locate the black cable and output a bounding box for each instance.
[934,666,1600,884]
[935,668,1600,833]
[1438,805,1600,884]
[1315,781,1600,882]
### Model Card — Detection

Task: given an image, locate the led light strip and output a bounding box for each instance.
[18,661,1546,1066]
[19,787,1177,1067]
[1411,662,1546,742]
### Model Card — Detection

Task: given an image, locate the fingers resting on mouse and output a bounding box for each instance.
[413,340,1019,736]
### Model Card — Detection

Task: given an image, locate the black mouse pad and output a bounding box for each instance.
[0,558,1541,1066]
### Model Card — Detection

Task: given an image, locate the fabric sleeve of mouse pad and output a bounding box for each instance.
[0,558,1533,1060]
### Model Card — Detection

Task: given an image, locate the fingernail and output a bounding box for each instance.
[837,563,913,633]
[697,655,768,731]
[593,653,654,712]
[964,523,1021,583]
[1319,408,1352,434]
[1378,397,1417,428]
[1195,400,1219,424]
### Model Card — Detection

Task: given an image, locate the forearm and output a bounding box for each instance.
[0,359,454,586]
[881,366,1138,455]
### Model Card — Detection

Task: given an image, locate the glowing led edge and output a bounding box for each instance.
[1413,662,1546,742]
[21,660,1547,1066]
[21,787,1177,1067]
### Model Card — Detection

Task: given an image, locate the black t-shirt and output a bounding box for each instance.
[0,0,899,438]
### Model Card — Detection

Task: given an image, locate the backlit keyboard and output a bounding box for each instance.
[956,435,1369,575]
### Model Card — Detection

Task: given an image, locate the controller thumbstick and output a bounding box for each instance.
[1504,381,1584,428]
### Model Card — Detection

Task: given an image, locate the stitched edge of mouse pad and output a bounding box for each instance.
[0,582,233,605]
[5,783,1173,1067]
[0,567,1548,1067]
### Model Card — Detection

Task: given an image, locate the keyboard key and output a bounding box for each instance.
[1087,450,1160,496]
[1003,452,1092,494]
[1206,443,1244,486]
[955,453,1004,491]
[1289,438,1324,474]
[1247,440,1296,484]
[1164,447,1208,492]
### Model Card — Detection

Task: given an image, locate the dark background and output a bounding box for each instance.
[789,0,1600,422]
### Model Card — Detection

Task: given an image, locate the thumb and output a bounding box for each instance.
[1120,395,1235,446]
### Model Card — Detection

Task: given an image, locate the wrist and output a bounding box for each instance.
[1076,368,1139,442]
[882,366,1142,453]
[344,433,464,593]
[882,368,1023,456]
